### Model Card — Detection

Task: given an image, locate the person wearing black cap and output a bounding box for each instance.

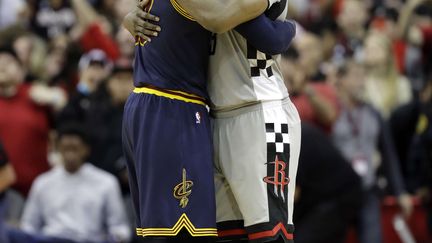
[76,49,112,95]
[57,49,112,124]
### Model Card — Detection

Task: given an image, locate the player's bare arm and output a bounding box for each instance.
[123,0,291,46]
[177,0,279,33]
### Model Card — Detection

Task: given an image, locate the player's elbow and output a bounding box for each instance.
[261,37,294,55]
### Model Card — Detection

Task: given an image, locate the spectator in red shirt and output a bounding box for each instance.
[0,46,51,196]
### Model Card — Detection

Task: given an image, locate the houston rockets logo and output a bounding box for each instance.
[263,155,290,201]
[173,168,194,208]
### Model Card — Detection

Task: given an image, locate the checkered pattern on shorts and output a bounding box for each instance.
[265,123,290,153]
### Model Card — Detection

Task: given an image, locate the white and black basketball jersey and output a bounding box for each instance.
[208,0,289,113]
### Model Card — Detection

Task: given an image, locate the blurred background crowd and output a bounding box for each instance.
[0,0,431,242]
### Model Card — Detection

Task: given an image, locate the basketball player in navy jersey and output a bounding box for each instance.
[122,0,295,242]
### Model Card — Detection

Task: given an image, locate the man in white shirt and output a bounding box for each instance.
[8,123,131,243]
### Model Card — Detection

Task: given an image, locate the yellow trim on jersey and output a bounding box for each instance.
[136,213,217,237]
[147,0,155,12]
[133,87,206,106]
[170,89,202,99]
[170,0,196,21]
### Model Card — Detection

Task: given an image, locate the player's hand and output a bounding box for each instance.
[29,84,67,111]
[123,0,161,43]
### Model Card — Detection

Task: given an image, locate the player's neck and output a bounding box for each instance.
[64,163,85,174]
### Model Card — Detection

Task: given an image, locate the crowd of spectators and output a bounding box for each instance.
[0,0,431,243]
[283,0,432,242]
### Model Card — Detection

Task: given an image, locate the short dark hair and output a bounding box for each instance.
[57,123,90,145]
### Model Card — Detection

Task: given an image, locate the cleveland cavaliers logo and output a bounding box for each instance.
[263,155,290,201]
[173,169,193,208]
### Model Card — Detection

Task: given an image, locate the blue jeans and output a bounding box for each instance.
[358,191,383,243]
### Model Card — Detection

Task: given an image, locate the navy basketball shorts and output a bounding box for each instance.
[122,87,217,238]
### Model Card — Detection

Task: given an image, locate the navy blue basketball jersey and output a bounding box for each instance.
[134,0,212,100]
